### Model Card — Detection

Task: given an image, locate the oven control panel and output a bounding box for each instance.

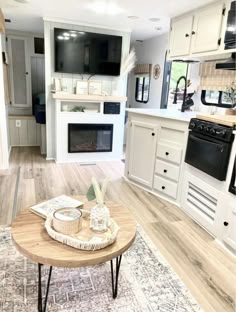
[189,118,234,142]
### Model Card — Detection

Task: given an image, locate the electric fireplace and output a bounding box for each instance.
[68,124,113,153]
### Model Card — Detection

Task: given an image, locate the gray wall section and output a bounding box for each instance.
[127,33,168,109]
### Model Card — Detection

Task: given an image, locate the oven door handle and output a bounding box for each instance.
[189,133,225,151]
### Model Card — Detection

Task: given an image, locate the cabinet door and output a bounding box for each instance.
[191,2,224,53]
[223,203,236,252]
[169,15,193,57]
[8,36,30,107]
[128,121,157,188]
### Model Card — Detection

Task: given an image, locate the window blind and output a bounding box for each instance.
[199,61,235,91]
[134,64,152,77]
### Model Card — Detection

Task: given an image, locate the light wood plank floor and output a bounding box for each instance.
[0,147,235,312]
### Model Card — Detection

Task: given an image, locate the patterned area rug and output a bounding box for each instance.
[0,226,202,312]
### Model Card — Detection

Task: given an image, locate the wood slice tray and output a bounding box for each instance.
[45,209,120,251]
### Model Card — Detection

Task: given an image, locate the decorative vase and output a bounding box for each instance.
[90,203,110,233]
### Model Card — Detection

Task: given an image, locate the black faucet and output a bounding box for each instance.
[173,75,187,112]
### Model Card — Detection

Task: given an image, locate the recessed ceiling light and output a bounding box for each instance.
[63,32,70,37]
[57,36,64,40]
[155,27,162,31]
[70,33,77,37]
[14,0,30,3]
[87,2,124,15]
[128,16,139,20]
[149,17,160,22]
[78,31,85,35]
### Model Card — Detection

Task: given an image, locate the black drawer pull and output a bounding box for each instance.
[162,186,165,190]
[223,221,229,226]
[165,152,169,156]
[185,33,189,37]
[164,169,167,173]
[192,31,196,35]
[152,133,155,136]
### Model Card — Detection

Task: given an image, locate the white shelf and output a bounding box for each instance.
[52,93,127,102]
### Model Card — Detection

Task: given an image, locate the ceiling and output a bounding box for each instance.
[1,0,216,41]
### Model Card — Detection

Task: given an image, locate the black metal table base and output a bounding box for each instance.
[38,264,53,312]
[37,255,122,311]
[110,255,122,299]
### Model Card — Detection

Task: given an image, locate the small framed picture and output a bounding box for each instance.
[76,80,88,95]
[89,80,102,95]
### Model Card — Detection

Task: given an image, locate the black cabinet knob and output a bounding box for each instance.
[165,152,169,156]
[164,169,167,173]
[26,72,29,75]
[223,221,229,226]
[162,186,165,190]
[185,33,189,37]
[192,31,196,35]
[152,133,155,136]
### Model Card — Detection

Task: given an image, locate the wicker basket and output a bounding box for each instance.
[45,209,120,251]
[52,208,82,235]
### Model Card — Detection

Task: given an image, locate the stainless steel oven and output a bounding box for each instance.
[185,119,234,181]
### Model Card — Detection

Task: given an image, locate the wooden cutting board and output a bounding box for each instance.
[196,114,236,127]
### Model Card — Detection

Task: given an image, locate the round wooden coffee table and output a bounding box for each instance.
[11,197,136,312]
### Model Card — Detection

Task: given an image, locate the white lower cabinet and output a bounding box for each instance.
[155,159,180,182]
[153,175,178,199]
[127,120,157,188]
[156,142,182,165]
[125,114,187,204]
[218,193,236,254]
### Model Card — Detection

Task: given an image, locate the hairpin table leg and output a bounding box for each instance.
[110,255,122,299]
[38,264,53,312]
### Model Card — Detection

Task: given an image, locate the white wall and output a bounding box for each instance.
[127,33,168,109]
[44,20,131,160]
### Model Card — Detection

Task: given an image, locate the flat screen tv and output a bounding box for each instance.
[54,28,122,76]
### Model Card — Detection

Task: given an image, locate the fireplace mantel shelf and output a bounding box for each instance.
[52,93,127,102]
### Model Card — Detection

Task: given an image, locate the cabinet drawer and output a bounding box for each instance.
[156,142,182,164]
[155,159,180,182]
[153,176,178,199]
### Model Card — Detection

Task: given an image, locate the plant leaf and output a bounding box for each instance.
[86,184,96,201]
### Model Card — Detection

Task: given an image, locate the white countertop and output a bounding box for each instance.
[126,108,198,122]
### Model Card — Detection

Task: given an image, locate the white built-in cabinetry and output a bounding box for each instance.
[127,121,157,188]
[190,2,224,54]
[168,0,235,58]
[125,112,188,204]
[153,125,185,201]
[169,16,193,57]
[181,170,220,236]
[222,201,236,253]
[217,193,236,255]
[125,110,236,256]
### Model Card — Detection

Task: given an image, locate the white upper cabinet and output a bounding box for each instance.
[127,121,157,188]
[168,0,228,58]
[191,2,224,54]
[169,16,193,57]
